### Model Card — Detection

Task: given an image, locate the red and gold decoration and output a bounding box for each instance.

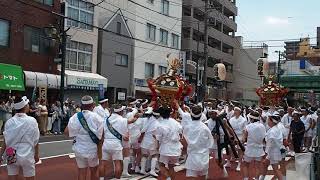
[256,76,288,106]
[147,57,192,109]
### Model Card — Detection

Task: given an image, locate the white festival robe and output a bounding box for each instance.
[68,110,104,159]
[183,120,214,171]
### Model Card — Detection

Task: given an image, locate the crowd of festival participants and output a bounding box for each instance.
[0,94,318,180]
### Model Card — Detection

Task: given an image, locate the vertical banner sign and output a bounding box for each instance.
[179,51,186,78]
[118,92,126,101]
[98,84,104,99]
[38,87,47,104]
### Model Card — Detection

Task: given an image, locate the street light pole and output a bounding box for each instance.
[60,2,66,114]
[202,0,209,101]
[277,51,281,84]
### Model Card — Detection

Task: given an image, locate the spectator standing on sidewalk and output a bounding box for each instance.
[39,99,48,135]
[29,99,41,132]
[52,101,63,135]
[0,101,7,134]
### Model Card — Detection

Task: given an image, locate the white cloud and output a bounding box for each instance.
[265,16,290,25]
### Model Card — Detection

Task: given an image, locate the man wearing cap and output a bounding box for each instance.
[228,106,246,171]
[65,95,104,180]
[288,111,305,153]
[260,112,283,180]
[139,107,160,176]
[180,103,214,179]
[300,108,314,152]
[0,96,40,180]
[94,98,110,119]
[242,111,266,180]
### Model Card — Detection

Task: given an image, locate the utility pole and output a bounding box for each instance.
[277,51,281,84]
[196,21,200,103]
[202,0,209,101]
[60,2,67,114]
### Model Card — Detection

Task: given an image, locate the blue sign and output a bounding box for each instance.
[98,84,104,99]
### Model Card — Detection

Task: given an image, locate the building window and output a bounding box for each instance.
[116,22,121,34]
[147,0,154,4]
[115,53,128,66]
[161,0,169,15]
[67,0,94,31]
[33,0,53,6]
[159,66,167,75]
[66,40,92,72]
[171,33,179,48]
[160,29,168,45]
[145,63,154,78]
[0,19,9,47]
[24,26,50,54]
[146,23,156,41]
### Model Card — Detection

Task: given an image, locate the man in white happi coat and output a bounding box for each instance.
[101,104,140,179]
[281,107,293,140]
[0,96,40,180]
[181,104,214,179]
[93,98,110,119]
[300,108,314,151]
[139,107,160,177]
[155,106,183,180]
[242,111,266,180]
[65,95,104,180]
[260,112,283,180]
[228,106,246,171]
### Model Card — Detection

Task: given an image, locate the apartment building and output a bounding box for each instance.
[182,0,238,100]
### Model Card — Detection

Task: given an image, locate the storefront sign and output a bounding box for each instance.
[39,87,47,104]
[0,63,25,91]
[118,92,126,101]
[67,74,108,90]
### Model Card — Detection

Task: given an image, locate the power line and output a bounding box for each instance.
[244,37,317,42]
[15,0,180,51]
[97,1,181,34]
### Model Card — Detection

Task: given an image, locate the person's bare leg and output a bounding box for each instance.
[99,160,105,179]
[272,164,282,180]
[114,160,123,179]
[242,161,249,179]
[168,164,176,180]
[78,168,87,180]
[159,163,169,180]
[254,161,262,179]
[90,166,99,180]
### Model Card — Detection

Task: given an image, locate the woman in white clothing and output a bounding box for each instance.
[259,112,283,180]
[242,111,266,180]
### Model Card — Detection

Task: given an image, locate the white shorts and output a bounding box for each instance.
[102,149,123,161]
[141,148,158,156]
[75,156,99,168]
[159,155,179,167]
[7,157,35,177]
[186,169,208,177]
[266,156,281,165]
[122,140,130,149]
[243,155,262,162]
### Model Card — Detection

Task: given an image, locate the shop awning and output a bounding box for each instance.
[24,71,64,89]
[65,70,108,90]
[0,63,25,91]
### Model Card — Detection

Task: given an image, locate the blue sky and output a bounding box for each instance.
[236,0,319,61]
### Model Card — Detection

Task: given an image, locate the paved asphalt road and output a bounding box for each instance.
[0,136,298,180]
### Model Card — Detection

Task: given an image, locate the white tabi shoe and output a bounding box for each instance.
[149,171,158,177]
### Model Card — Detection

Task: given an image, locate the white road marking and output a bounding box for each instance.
[39,139,73,145]
[69,153,76,159]
[36,159,42,165]
[264,175,274,180]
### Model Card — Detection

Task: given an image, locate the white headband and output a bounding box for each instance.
[234,107,241,111]
[81,98,94,105]
[99,99,108,103]
[248,114,260,120]
[129,99,139,105]
[141,99,149,105]
[13,96,29,110]
[114,106,125,113]
[190,112,202,118]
